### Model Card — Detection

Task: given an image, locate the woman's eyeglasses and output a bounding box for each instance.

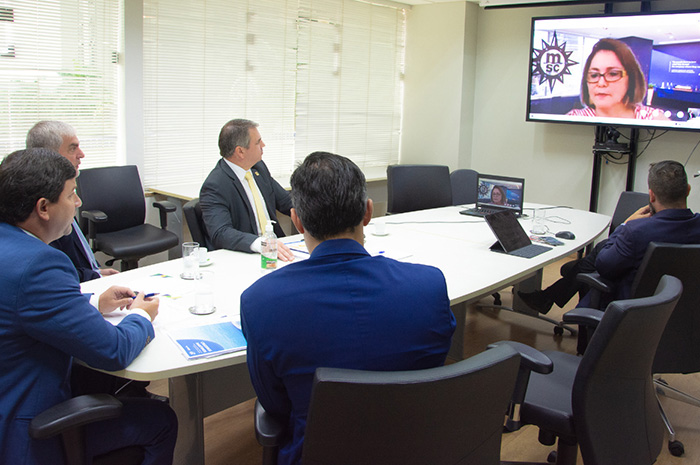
[587,69,626,83]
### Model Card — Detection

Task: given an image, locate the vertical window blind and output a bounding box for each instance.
[0,0,120,167]
[142,0,405,191]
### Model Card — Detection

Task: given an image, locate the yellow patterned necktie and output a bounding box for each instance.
[244,171,268,235]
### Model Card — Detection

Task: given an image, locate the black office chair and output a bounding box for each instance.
[255,344,522,465]
[559,190,648,277]
[76,166,179,271]
[29,394,144,465]
[450,168,478,205]
[386,164,452,214]
[565,242,700,456]
[495,274,682,465]
[542,190,650,336]
[183,198,210,249]
[608,191,650,235]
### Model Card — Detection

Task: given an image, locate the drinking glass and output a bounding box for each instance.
[181,241,200,279]
[189,270,216,315]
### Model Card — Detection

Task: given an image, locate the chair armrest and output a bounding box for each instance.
[80,210,108,241]
[562,307,604,328]
[576,272,614,294]
[576,272,615,309]
[153,200,177,229]
[255,399,286,447]
[488,341,553,375]
[255,400,285,465]
[488,341,553,432]
[29,394,123,440]
[80,210,108,224]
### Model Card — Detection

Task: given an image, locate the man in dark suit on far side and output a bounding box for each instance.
[199,118,295,261]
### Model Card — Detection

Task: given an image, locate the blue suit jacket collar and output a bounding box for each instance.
[309,238,370,260]
[653,208,694,220]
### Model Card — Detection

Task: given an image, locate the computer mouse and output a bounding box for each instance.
[555,231,575,240]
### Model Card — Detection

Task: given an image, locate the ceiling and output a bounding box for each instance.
[398,0,558,5]
[396,0,608,7]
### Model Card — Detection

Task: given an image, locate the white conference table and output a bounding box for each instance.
[81,203,610,465]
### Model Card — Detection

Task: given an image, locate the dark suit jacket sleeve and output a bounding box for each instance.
[50,230,101,282]
[595,223,637,281]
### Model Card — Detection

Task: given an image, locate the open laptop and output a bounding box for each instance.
[484,210,551,258]
[460,174,525,218]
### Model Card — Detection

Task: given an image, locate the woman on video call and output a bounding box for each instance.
[490,185,507,206]
[567,38,669,120]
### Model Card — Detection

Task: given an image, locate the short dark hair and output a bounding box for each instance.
[581,39,646,109]
[218,119,258,158]
[290,152,367,240]
[648,160,688,205]
[0,148,76,225]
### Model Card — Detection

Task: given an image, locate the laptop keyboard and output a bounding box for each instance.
[460,207,505,217]
[510,244,552,258]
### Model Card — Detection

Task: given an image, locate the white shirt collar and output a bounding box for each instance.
[223,157,250,184]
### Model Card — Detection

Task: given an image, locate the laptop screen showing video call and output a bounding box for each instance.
[477,175,524,214]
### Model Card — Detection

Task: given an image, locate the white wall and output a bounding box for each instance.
[402,0,700,219]
[401,2,471,168]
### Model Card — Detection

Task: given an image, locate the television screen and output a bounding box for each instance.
[527,10,700,131]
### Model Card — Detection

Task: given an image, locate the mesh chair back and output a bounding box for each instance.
[76,166,146,234]
[573,275,681,465]
[628,242,700,374]
[386,164,452,214]
[302,345,520,465]
[450,169,478,205]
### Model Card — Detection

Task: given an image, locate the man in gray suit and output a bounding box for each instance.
[200,119,294,261]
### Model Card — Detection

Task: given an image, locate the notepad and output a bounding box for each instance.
[168,322,247,360]
[284,239,311,259]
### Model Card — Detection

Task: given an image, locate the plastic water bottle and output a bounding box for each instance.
[261,221,277,272]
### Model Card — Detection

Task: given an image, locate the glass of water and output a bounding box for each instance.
[181,241,200,280]
[190,270,216,315]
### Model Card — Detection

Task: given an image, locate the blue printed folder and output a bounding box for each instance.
[168,322,247,360]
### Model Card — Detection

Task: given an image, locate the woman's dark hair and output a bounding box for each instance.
[490,185,507,205]
[580,38,646,109]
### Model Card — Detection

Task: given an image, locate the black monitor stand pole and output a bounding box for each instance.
[589,125,639,214]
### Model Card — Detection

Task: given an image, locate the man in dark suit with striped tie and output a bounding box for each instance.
[26,120,119,282]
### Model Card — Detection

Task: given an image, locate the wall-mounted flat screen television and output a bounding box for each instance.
[527,10,700,131]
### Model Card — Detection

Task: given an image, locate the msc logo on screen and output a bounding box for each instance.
[532,32,578,91]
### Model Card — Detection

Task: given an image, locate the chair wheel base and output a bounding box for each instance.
[553,326,564,336]
[669,440,684,457]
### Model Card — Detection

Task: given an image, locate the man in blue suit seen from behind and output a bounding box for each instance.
[200,118,295,261]
[0,149,177,464]
[241,152,456,465]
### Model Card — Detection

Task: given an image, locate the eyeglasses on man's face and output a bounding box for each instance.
[587,69,626,83]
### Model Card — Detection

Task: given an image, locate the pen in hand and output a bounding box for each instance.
[134,292,159,299]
